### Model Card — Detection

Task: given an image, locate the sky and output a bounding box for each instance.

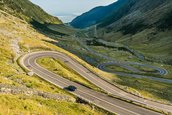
[30,0,117,23]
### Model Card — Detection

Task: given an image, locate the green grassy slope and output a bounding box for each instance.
[78,0,172,64]
[37,57,102,92]
[0,0,62,24]
[0,9,107,115]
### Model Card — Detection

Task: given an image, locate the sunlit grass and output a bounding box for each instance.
[37,57,102,92]
[0,10,106,114]
[0,95,105,115]
[115,76,172,103]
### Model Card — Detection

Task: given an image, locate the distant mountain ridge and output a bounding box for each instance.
[71,0,172,30]
[0,0,62,24]
[71,0,131,28]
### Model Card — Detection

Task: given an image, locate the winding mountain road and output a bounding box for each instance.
[75,36,169,83]
[20,51,172,115]
[97,62,171,84]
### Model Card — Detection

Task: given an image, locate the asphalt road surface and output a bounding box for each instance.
[76,37,169,82]
[20,51,172,115]
[97,62,172,84]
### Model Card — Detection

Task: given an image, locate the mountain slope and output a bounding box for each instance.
[97,0,172,64]
[0,1,108,114]
[99,0,172,32]
[0,0,62,24]
[73,0,172,64]
[70,0,131,28]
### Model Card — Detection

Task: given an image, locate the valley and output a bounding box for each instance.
[45,24,172,105]
[0,0,172,114]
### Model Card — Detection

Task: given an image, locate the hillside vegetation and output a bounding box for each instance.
[72,0,172,64]
[99,0,172,64]
[0,9,108,114]
[0,0,62,24]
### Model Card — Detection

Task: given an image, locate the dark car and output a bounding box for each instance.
[64,85,77,92]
